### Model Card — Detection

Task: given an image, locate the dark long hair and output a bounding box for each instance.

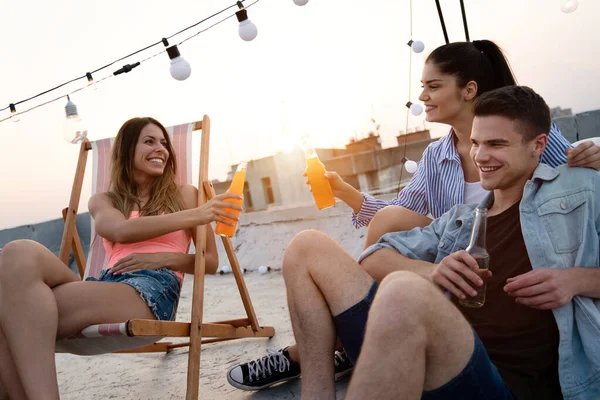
[107,117,185,217]
[426,40,517,97]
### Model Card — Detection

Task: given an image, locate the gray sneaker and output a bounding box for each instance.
[226,347,354,391]
[334,349,354,381]
[227,347,301,391]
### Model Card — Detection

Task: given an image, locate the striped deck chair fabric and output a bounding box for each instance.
[56,122,196,356]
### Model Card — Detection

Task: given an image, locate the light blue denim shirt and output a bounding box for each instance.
[360,163,600,399]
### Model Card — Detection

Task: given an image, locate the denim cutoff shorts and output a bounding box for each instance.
[86,268,181,321]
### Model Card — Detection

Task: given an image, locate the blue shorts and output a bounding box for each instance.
[333,281,515,399]
[86,268,181,321]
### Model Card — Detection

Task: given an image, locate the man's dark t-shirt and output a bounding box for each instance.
[452,201,563,400]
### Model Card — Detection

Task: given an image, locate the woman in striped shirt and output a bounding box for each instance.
[324,40,600,255]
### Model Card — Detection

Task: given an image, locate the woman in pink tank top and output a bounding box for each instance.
[0,117,242,399]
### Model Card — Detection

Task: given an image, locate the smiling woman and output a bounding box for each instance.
[0,116,244,399]
[305,40,600,255]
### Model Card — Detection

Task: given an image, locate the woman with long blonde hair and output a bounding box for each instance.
[0,117,240,399]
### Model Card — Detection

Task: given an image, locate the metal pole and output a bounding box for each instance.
[459,0,470,42]
[434,0,450,44]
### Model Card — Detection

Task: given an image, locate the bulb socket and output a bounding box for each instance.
[166,45,181,60]
[162,37,169,47]
[9,103,16,113]
[86,72,93,82]
[405,101,413,109]
[65,99,79,117]
[407,40,414,47]
[236,9,248,22]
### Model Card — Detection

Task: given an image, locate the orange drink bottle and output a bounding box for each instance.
[215,162,247,238]
[305,147,335,210]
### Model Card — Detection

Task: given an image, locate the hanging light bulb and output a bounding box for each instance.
[236,1,258,41]
[162,38,192,81]
[62,96,88,144]
[407,39,425,54]
[293,0,309,5]
[560,0,578,13]
[402,157,418,174]
[9,103,20,123]
[406,101,424,116]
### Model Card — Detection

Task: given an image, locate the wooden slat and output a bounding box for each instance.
[168,337,242,349]
[208,318,250,328]
[128,320,191,337]
[202,323,275,339]
[186,115,211,400]
[115,342,173,353]
[58,139,91,265]
[62,208,86,279]
[127,319,275,339]
[204,181,261,332]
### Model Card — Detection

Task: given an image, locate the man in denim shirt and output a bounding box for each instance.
[281,86,600,400]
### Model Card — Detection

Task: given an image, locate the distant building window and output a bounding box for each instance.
[243,182,253,210]
[261,177,275,204]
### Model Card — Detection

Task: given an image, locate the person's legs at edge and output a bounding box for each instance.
[0,240,157,400]
[363,205,432,250]
[0,306,27,400]
[283,230,374,400]
[227,225,424,391]
[345,270,511,400]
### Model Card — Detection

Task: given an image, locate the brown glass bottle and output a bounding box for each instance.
[459,207,490,308]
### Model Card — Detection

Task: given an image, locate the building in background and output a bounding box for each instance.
[550,106,573,119]
[214,129,434,212]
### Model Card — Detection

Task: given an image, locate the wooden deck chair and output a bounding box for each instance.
[55,116,275,399]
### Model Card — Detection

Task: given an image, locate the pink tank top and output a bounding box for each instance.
[103,211,191,282]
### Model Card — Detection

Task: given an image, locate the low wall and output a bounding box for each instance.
[0,201,372,274]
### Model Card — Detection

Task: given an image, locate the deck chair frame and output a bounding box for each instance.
[58,115,275,399]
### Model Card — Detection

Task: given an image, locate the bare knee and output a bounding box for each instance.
[370,206,405,231]
[282,230,330,275]
[0,240,46,284]
[364,206,404,247]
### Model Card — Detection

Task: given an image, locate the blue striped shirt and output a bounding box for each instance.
[352,122,572,228]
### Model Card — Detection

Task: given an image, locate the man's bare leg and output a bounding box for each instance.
[346,271,474,400]
[363,206,432,250]
[283,230,374,400]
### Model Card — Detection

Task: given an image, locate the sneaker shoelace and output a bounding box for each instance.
[334,351,346,367]
[247,349,292,382]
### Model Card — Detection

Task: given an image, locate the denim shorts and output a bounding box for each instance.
[86,268,181,321]
[333,281,514,399]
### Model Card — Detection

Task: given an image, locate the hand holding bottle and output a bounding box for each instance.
[303,147,335,210]
[216,162,247,237]
[431,250,492,301]
[195,192,243,226]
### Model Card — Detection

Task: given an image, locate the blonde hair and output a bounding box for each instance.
[107,117,185,217]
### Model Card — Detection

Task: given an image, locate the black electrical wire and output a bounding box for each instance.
[1,0,249,113]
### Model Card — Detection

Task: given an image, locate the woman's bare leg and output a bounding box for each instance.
[0,323,26,400]
[363,206,432,249]
[0,240,155,400]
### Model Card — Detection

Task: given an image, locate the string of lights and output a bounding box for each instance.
[0,0,265,128]
[395,0,424,191]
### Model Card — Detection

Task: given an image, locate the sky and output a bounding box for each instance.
[0,0,599,230]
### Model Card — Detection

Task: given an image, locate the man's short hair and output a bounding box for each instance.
[473,86,551,142]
